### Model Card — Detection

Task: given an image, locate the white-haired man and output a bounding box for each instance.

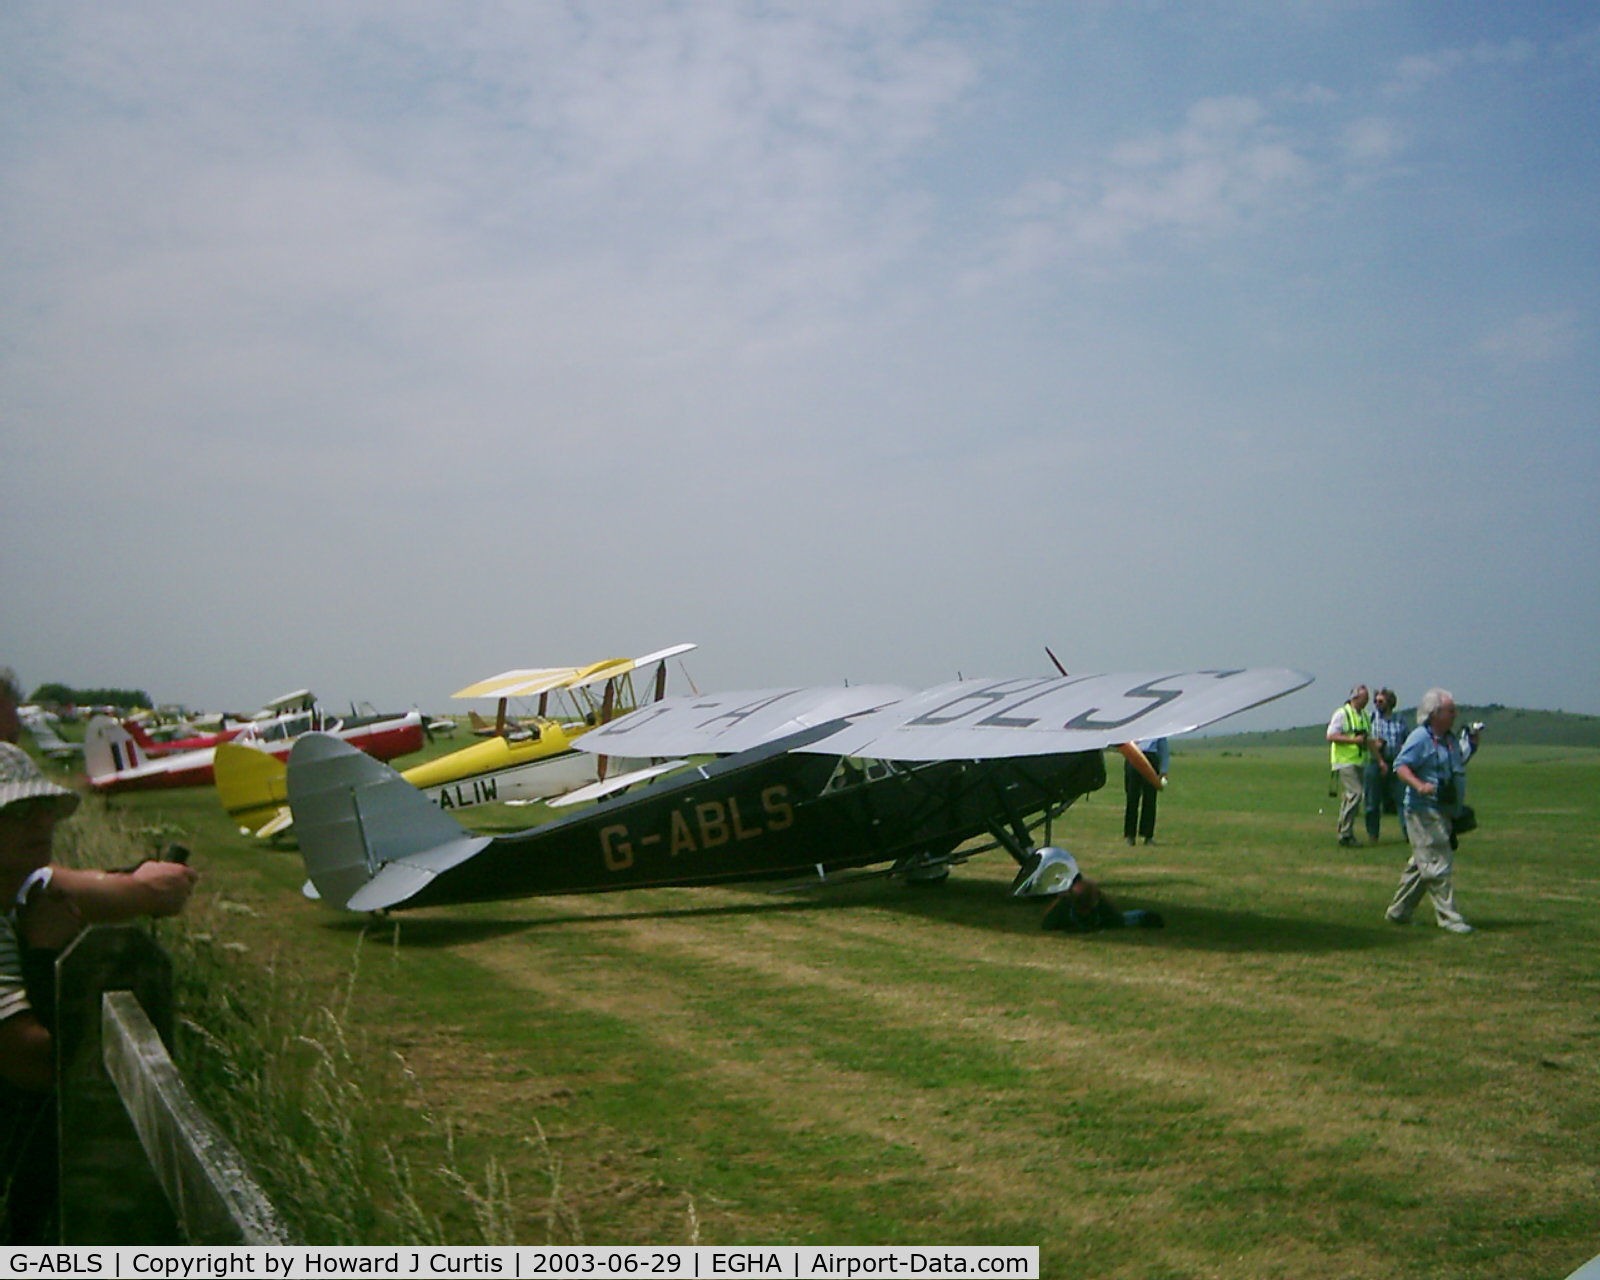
[1385,688,1479,934]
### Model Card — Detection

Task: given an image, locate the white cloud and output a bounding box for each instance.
[1386,38,1538,95]
[977,94,1316,279]
[1339,115,1405,164]
[1478,311,1583,368]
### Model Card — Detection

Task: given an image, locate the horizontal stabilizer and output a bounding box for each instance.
[803,669,1313,761]
[573,685,914,760]
[257,808,295,839]
[346,843,485,912]
[287,733,492,911]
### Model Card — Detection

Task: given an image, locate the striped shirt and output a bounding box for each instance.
[1372,710,1408,764]
[0,914,31,1025]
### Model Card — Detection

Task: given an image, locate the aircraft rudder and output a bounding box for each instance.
[83,715,143,782]
[214,742,291,835]
[287,734,490,910]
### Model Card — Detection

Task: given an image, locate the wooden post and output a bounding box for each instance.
[55,925,180,1244]
[54,925,295,1244]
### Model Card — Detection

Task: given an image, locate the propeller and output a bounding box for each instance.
[1044,646,1165,790]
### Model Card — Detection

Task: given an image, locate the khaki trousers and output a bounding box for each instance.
[1336,764,1364,840]
[1387,809,1467,929]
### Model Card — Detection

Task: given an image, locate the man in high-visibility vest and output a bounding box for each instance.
[1326,684,1377,847]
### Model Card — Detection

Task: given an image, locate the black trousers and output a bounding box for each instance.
[1123,765,1158,841]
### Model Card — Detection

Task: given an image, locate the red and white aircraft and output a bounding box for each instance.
[84,695,425,793]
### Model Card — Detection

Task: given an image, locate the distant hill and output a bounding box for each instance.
[1194,705,1600,750]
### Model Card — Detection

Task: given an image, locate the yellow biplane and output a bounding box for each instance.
[216,644,695,837]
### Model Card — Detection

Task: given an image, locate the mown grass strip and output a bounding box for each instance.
[41,740,1600,1276]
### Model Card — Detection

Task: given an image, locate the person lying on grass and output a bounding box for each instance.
[1039,852,1163,933]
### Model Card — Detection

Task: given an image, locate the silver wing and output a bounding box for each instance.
[802,669,1313,761]
[572,685,916,759]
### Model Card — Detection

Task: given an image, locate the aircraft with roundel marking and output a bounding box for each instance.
[84,694,426,794]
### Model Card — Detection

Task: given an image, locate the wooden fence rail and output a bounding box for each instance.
[53,925,294,1245]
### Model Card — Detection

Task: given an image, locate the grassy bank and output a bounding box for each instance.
[53,788,524,1245]
[49,741,1600,1275]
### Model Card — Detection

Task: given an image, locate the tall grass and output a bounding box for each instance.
[52,798,539,1245]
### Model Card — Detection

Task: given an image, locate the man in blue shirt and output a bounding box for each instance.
[1384,688,1479,934]
[1365,688,1408,842]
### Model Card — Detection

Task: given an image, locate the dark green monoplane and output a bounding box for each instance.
[287,668,1311,914]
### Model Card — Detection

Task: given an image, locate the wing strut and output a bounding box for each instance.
[980,762,1040,865]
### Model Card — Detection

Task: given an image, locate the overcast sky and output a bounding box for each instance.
[3,1,1596,731]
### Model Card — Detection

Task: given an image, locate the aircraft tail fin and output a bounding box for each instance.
[214,742,292,837]
[83,715,147,781]
[287,734,492,911]
[121,719,160,751]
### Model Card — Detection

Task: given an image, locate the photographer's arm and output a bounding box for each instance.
[50,860,198,923]
[1396,764,1435,796]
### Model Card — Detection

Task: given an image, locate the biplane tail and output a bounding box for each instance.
[287,734,492,912]
[121,718,161,752]
[83,715,148,783]
[214,742,293,838]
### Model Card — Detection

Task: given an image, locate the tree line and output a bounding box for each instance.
[29,683,153,711]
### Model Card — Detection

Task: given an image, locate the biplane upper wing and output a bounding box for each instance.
[255,690,316,716]
[452,668,579,700]
[572,685,917,759]
[451,644,699,701]
[801,669,1313,760]
[566,643,698,692]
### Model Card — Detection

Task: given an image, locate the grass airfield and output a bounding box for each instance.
[76,736,1600,1276]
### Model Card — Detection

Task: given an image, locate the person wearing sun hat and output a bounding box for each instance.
[0,742,82,1241]
[1,744,198,1060]
[1,741,198,1240]
[1,741,84,1022]
[0,743,80,817]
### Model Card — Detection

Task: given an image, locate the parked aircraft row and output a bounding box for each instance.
[83,696,427,794]
[26,651,1312,925]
